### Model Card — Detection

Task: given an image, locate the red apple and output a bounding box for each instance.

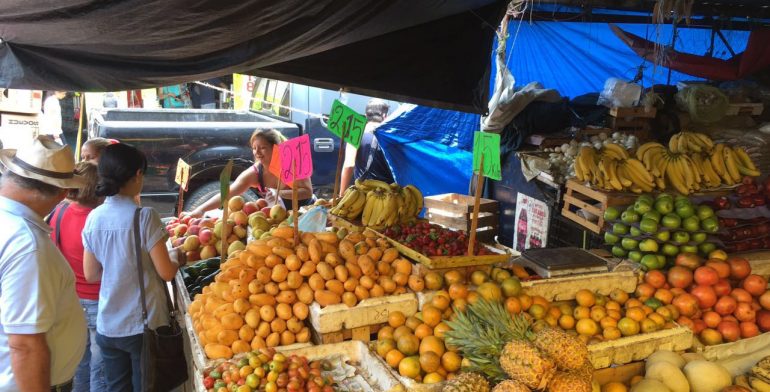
[172,237,185,248]
[180,215,192,225]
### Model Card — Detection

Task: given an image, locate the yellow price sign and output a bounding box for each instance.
[175,158,191,191]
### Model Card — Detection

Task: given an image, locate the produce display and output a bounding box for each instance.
[734,355,770,391]
[575,132,760,194]
[540,132,640,184]
[330,179,423,228]
[714,177,770,253]
[381,221,495,257]
[603,193,720,266]
[182,257,222,297]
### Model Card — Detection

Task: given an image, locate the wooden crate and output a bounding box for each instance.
[424,193,499,244]
[521,270,639,301]
[607,116,651,136]
[411,262,492,280]
[589,326,693,369]
[609,106,657,119]
[561,179,638,234]
[690,331,770,361]
[525,133,573,149]
[593,362,644,386]
[726,102,764,116]
[308,293,418,344]
[369,342,445,392]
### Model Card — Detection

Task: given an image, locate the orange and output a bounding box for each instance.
[419,351,441,373]
[647,313,666,327]
[423,372,444,384]
[441,352,462,372]
[602,381,628,392]
[466,292,480,305]
[414,323,433,339]
[448,283,469,300]
[424,272,444,290]
[443,270,464,285]
[617,317,640,336]
[575,318,599,336]
[505,297,522,314]
[393,259,413,275]
[422,305,443,328]
[640,318,658,334]
[396,334,420,356]
[655,306,673,321]
[398,356,421,379]
[590,306,607,322]
[625,298,643,309]
[518,294,533,311]
[433,322,451,339]
[594,293,608,307]
[641,305,654,316]
[575,289,596,307]
[654,288,674,305]
[405,316,422,331]
[431,295,451,311]
[602,326,622,340]
[470,270,489,286]
[376,338,397,357]
[476,282,503,302]
[599,316,618,330]
[606,309,622,321]
[385,349,404,368]
[388,311,406,328]
[605,301,621,312]
[532,295,550,309]
[625,307,646,322]
[419,335,446,356]
[453,298,468,313]
[528,304,547,320]
[393,326,413,341]
[543,314,559,328]
[558,314,576,330]
[573,306,591,320]
[558,303,573,316]
[609,288,629,305]
[378,326,395,340]
[629,375,644,386]
[547,306,562,319]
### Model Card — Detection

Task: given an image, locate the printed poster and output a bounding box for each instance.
[513,193,549,252]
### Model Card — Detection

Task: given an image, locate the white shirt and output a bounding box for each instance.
[342,121,381,168]
[0,196,86,390]
[41,95,63,137]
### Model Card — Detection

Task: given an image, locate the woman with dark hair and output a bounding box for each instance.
[185,128,315,217]
[82,143,183,392]
[48,162,105,392]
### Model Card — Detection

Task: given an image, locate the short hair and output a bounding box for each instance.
[249,129,286,147]
[365,99,390,123]
[2,171,63,197]
[83,137,113,156]
[67,162,100,207]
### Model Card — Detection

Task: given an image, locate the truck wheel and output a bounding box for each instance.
[184,182,259,212]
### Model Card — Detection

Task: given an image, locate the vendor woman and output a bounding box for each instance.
[185,129,314,218]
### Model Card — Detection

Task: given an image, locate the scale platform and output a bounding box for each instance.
[518,247,608,278]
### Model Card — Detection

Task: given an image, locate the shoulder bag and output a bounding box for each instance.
[133,208,188,391]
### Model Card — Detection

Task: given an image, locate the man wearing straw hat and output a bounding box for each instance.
[0,136,87,392]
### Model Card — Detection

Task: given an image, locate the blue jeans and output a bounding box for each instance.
[95,333,143,392]
[74,299,106,392]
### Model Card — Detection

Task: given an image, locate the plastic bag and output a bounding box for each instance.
[597,78,642,108]
[297,206,328,232]
[675,85,729,123]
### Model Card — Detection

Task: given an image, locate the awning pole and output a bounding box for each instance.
[75,93,85,162]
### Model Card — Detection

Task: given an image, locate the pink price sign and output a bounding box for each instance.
[278,134,313,183]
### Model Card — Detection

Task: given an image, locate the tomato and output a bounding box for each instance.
[668,266,694,289]
[759,291,770,310]
[742,274,768,297]
[702,311,722,328]
[714,295,738,316]
[673,293,699,317]
[635,283,656,299]
[705,260,731,280]
[675,253,703,270]
[644,270,667,289]
[713,279,732,297]
[728,257,752,280]
[734,302,756,322]
[694,266,720,286]
[204,377,215,389]
[692,319,707,335]
[690,285,718,309]
[676,316,694,330]
[740,321,760,338]
[756,309,770,332]
[717,320,741,342]
[731,288,753,303]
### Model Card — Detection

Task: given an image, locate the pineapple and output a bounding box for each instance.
[442,372,490,392]
[492,380,531,392]
[546,371,592,392]
[499,340,556,390]
[532,327,589,371]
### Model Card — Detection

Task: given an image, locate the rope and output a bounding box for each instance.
[193,81,326,119]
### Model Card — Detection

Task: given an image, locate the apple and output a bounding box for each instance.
[611,246,627,258]
[655,230,671,242]
[662,243,679,257]
[633,200,652,214]
[621,209,640,224]
[621,237,638,251]
[676,203,695,219]
[628,250,643,262]
[757,310,770,332]
[639,239,659,253]
[672,231,690,244]
[228,195,245,212]
[182,235,200,252]
[691,232,707,244]
[700,217,719,233]
[696,205,715,220]
[180,215,192,225]
[200,219,215,229]
[242,201,259,215]
[612,223,629,235]
[198,228,213,245]
[642,210,662,223]
[629,226,643,237]
[604,232,620,245]
[654,198,674,214]
[680,244,699,254]
[662,213,681,229]
[682,216,700,232]
[200,245,217,260]
[640,218,658,234]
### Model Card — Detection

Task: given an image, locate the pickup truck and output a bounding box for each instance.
[89,109,340,217]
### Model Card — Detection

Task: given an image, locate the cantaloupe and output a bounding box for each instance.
[682,360,732,392]
[631,379,671,392]
[646,350,687,370]
[645,362,690,392]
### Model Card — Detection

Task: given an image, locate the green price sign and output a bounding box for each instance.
[473,131,501,181]
[327,99,367,148]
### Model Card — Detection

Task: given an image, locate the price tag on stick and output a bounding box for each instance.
[473,131,502,181]
[278,134,313,184]
[326,99,367,148]
[174,158,191,191]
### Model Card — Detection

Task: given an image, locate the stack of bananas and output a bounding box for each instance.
[636,131,761,194]
[330,179,423,228]
[574,143,655,193]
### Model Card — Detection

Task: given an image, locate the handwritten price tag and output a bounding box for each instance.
[278,134,313,184]
[326,99,367,148]
[473,131,501,181]
[174,158,191,191]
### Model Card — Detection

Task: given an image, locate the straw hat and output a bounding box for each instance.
[0,136,85,189]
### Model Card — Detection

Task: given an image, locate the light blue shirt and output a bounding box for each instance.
[82,195,169,337]
[0,196,86,390]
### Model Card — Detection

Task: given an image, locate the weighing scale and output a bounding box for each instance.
[518,247,608,278]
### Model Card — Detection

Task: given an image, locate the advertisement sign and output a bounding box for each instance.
[513,193,549,252]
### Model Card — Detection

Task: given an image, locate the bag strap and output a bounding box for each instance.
[53,201,70,247]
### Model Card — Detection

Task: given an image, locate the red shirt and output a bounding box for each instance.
[49,202,100,300]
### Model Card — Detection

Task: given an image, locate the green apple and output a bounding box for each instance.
[655,230,671,242]
[675,195,690,205]
[662,213,682,229]
[654,198,674,214]
[699,242,717,255]
[634,200,652,215]
[680,244,699,254]
[639,239,659,253]
[672,231,690,244]
[638,195,655,205]
[643,210,662,223]
[630,226,643,237]
[621,237,639,251]
[612,223,629,235]
[628,250,643,262]
[611,246,628,258]
[700,217,719,233]
[604,232,620,245]
[640,218,659,234]
[691,232,707,244]
[662,243,680,256]
[696,205,715,220]
[676,203,695,219]
[682,216,700,232]
[641,254,661,270]
[621,209,641,224]
[604,206,620,221]
[656,192,673,201]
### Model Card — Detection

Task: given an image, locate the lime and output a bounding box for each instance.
[628,250,643,262]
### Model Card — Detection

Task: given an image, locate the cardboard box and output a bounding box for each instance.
[0,112,40,149]
[0,89,43,114]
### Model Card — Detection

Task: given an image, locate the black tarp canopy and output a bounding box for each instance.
[0,0,506,113]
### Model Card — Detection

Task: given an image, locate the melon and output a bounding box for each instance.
[646,350,686,370]
[682,360,732,392]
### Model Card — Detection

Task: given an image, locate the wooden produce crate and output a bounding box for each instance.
[369,342,445,392]
[588,325,693,369]
[424,193,499,244]
[411,262,492,280]
[689,331,770,361]
[561,179,638,234]
[521,270,638,301]
[308,293,418,344]
[609,106,657,119]
[524,133,573,149]
[726,102,764,116]
[593,362,644,386]
[175,272,194,316]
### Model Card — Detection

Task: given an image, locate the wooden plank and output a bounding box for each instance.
[308,293,418,334]
[423,193,498,214]
[521,270,638,301]
[726,103,763,116]
[427,212,498,231]
[593,362,645,386]
[588,326,693,369]
[561,208,602,234]
[610,106,657,118]
[563,194,603,216]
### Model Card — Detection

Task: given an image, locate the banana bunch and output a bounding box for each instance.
[330,179,423,228]
[668,131,714,153]
[574,143,654,193]
[734,355,770,392]
[710,144,761,185]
